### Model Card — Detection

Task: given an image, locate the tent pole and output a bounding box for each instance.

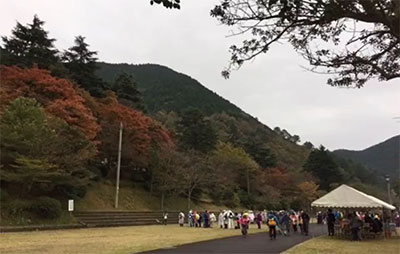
[382,207,386,239]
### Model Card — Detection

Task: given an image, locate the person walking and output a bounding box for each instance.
[203,210,210,228]
[178,211,185,227]
[209,212,217,227]
[350,212,362,241]
[290,212,298,232]
[163,212,168,226]
[317,211,323,224]
[298,211,304,234]
[267,213,278,240]
[223,211,229,229]
[327,208,336,236]
[235,213,240,229]
[301,211,310,236]
[218,211,224,228]
[188,210,194,227]
[194,211,200,227]
[255,212,262,229]
[228,211,235,229]
[280,212,290,236]
[198,212,203,228]
[262,210,267,225]
[239,214,250,237]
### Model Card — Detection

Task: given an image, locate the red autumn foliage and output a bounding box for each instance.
[0,66,174,169]
[0,65,100,140]
[94,92,174,167]
[261,167,297,194]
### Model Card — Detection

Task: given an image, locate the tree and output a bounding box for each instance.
[178,108,217,153]
[63,36,106,97]
[244,139,277,168]
[96,92,174,176]
[150,148,181,209]
[0,65,101,141]
[112,72,146,112]
[1,15,59,69]
[0,97,96,196]
[209,142,259,206]
[290,135,301,144]
[211,0,400,87]
[150,0,180,9]
[175,151,211,209]
[252,167,297,209]
[297,181,320,208]
[1,98,53,166]
[303,141,314,149]
[281,129,292,140]
[273,127,282,135]
[303,145,344,190]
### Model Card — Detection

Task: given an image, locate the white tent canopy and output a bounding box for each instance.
[311,184,396,210]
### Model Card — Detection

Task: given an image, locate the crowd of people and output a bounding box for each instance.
[169,208,399,243]
[316,209,396,241]
[175,209,312,239]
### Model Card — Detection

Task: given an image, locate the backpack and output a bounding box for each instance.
[268,218,277,226]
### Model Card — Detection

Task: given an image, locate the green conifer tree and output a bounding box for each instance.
[113,72,146,112]
[1,15,59,69]
[63,35,106,97]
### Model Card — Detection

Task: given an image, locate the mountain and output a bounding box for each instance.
[96,62,246,117]
[96,62,310,170]
[333,135,400,182]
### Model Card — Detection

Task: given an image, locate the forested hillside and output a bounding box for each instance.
[334,135,400,182]
[96,62,310,170]
[96,63,245,116]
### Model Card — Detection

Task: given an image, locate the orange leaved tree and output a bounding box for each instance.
[95,92,174,177]
[0,65,100,141]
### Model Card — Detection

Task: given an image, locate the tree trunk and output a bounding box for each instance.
[246,168,250,195]
[187,190,191,210]
[161,192,165,210]
[150,172,154,195]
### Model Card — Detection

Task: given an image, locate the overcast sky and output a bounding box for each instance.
[2,0,399,150]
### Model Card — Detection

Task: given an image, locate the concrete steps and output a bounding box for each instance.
[73,211,182,228]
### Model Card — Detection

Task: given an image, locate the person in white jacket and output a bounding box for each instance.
[218,210,225,228]
[209,212,217,228]
[228,210,235,229]
[178,211,185,227]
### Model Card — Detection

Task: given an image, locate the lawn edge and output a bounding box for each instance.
[136,229,268,254]
[281,235,325,254]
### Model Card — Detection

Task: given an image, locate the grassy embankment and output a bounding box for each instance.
[77,180,229,211]
[283,235,400,254]
[1,180,229,226]
[0,224,267,254]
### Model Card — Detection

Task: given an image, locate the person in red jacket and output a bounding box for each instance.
[239,214,250,237]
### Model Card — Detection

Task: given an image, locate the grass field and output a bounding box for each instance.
[283,235,400,254]
[0,224,267,254]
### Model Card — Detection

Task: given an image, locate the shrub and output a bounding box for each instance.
[54,184,87,199]
[31,196,62,219]
[0,188,10,201]
[8,199,31,217]
[223,191,241,208]
[238,190,256,208]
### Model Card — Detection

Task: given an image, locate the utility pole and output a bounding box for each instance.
[115,122,123,209]
[385,175,391,205]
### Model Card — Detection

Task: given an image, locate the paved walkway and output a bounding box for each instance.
[142,224,326,253]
